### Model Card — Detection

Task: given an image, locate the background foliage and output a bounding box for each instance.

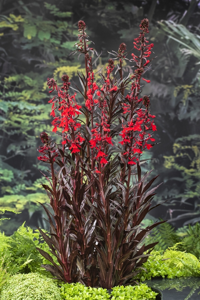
[0,0,200,235]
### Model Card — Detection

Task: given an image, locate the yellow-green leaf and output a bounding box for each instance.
[23,24,37,39]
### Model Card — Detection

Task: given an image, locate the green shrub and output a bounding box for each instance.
[136,244,200,281]
[110,284,158,300]
[59,282,110,300]
[0,272,62,300]
[59,282,157,300]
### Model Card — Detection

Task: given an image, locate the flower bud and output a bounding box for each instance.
[135,67,144,75]
[62,74,69,82]
[143,95,150,107]
[140,18,149,33]
[47,78,56,89]
[118,43,126,53]
[108,58,114,67]
[78,20,86,30]
[40,132,49,144]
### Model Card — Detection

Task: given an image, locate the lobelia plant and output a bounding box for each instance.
[35,18,167,290]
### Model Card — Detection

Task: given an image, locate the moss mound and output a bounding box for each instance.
[0,272,62,300]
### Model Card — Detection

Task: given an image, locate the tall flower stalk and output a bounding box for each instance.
[36,19,166,289]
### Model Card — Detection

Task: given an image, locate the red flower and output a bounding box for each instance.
[105,137,113,145]
[109,86,118,92]
[145,144,153,150]
[70,144,80,153]
[128,160,137,165]
[151,124,157,131]
[143,60,150,67]
[85,75,100,110]
[37,156,49,162]
[142,78,151,83]
[96,151,106,158]
[100,157,108,165]
[133,149,142,154]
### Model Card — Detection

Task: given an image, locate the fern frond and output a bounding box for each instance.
[145,221,181,251]
[44,2,72,18]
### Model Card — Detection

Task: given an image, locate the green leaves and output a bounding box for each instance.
[61,41,76,50]
[44,2,72,18]
[143,221,181,252]
[158,20,200,61]
[23,24,37,39]
[23,24,51,41]
[179,222,200,259]
[0,222,58,278]
[38,30,51,41]
[136,245,200,282]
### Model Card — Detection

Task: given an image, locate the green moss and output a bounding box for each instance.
[0,272,62,300]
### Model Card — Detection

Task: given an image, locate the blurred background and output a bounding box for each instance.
[0,0,200,236]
